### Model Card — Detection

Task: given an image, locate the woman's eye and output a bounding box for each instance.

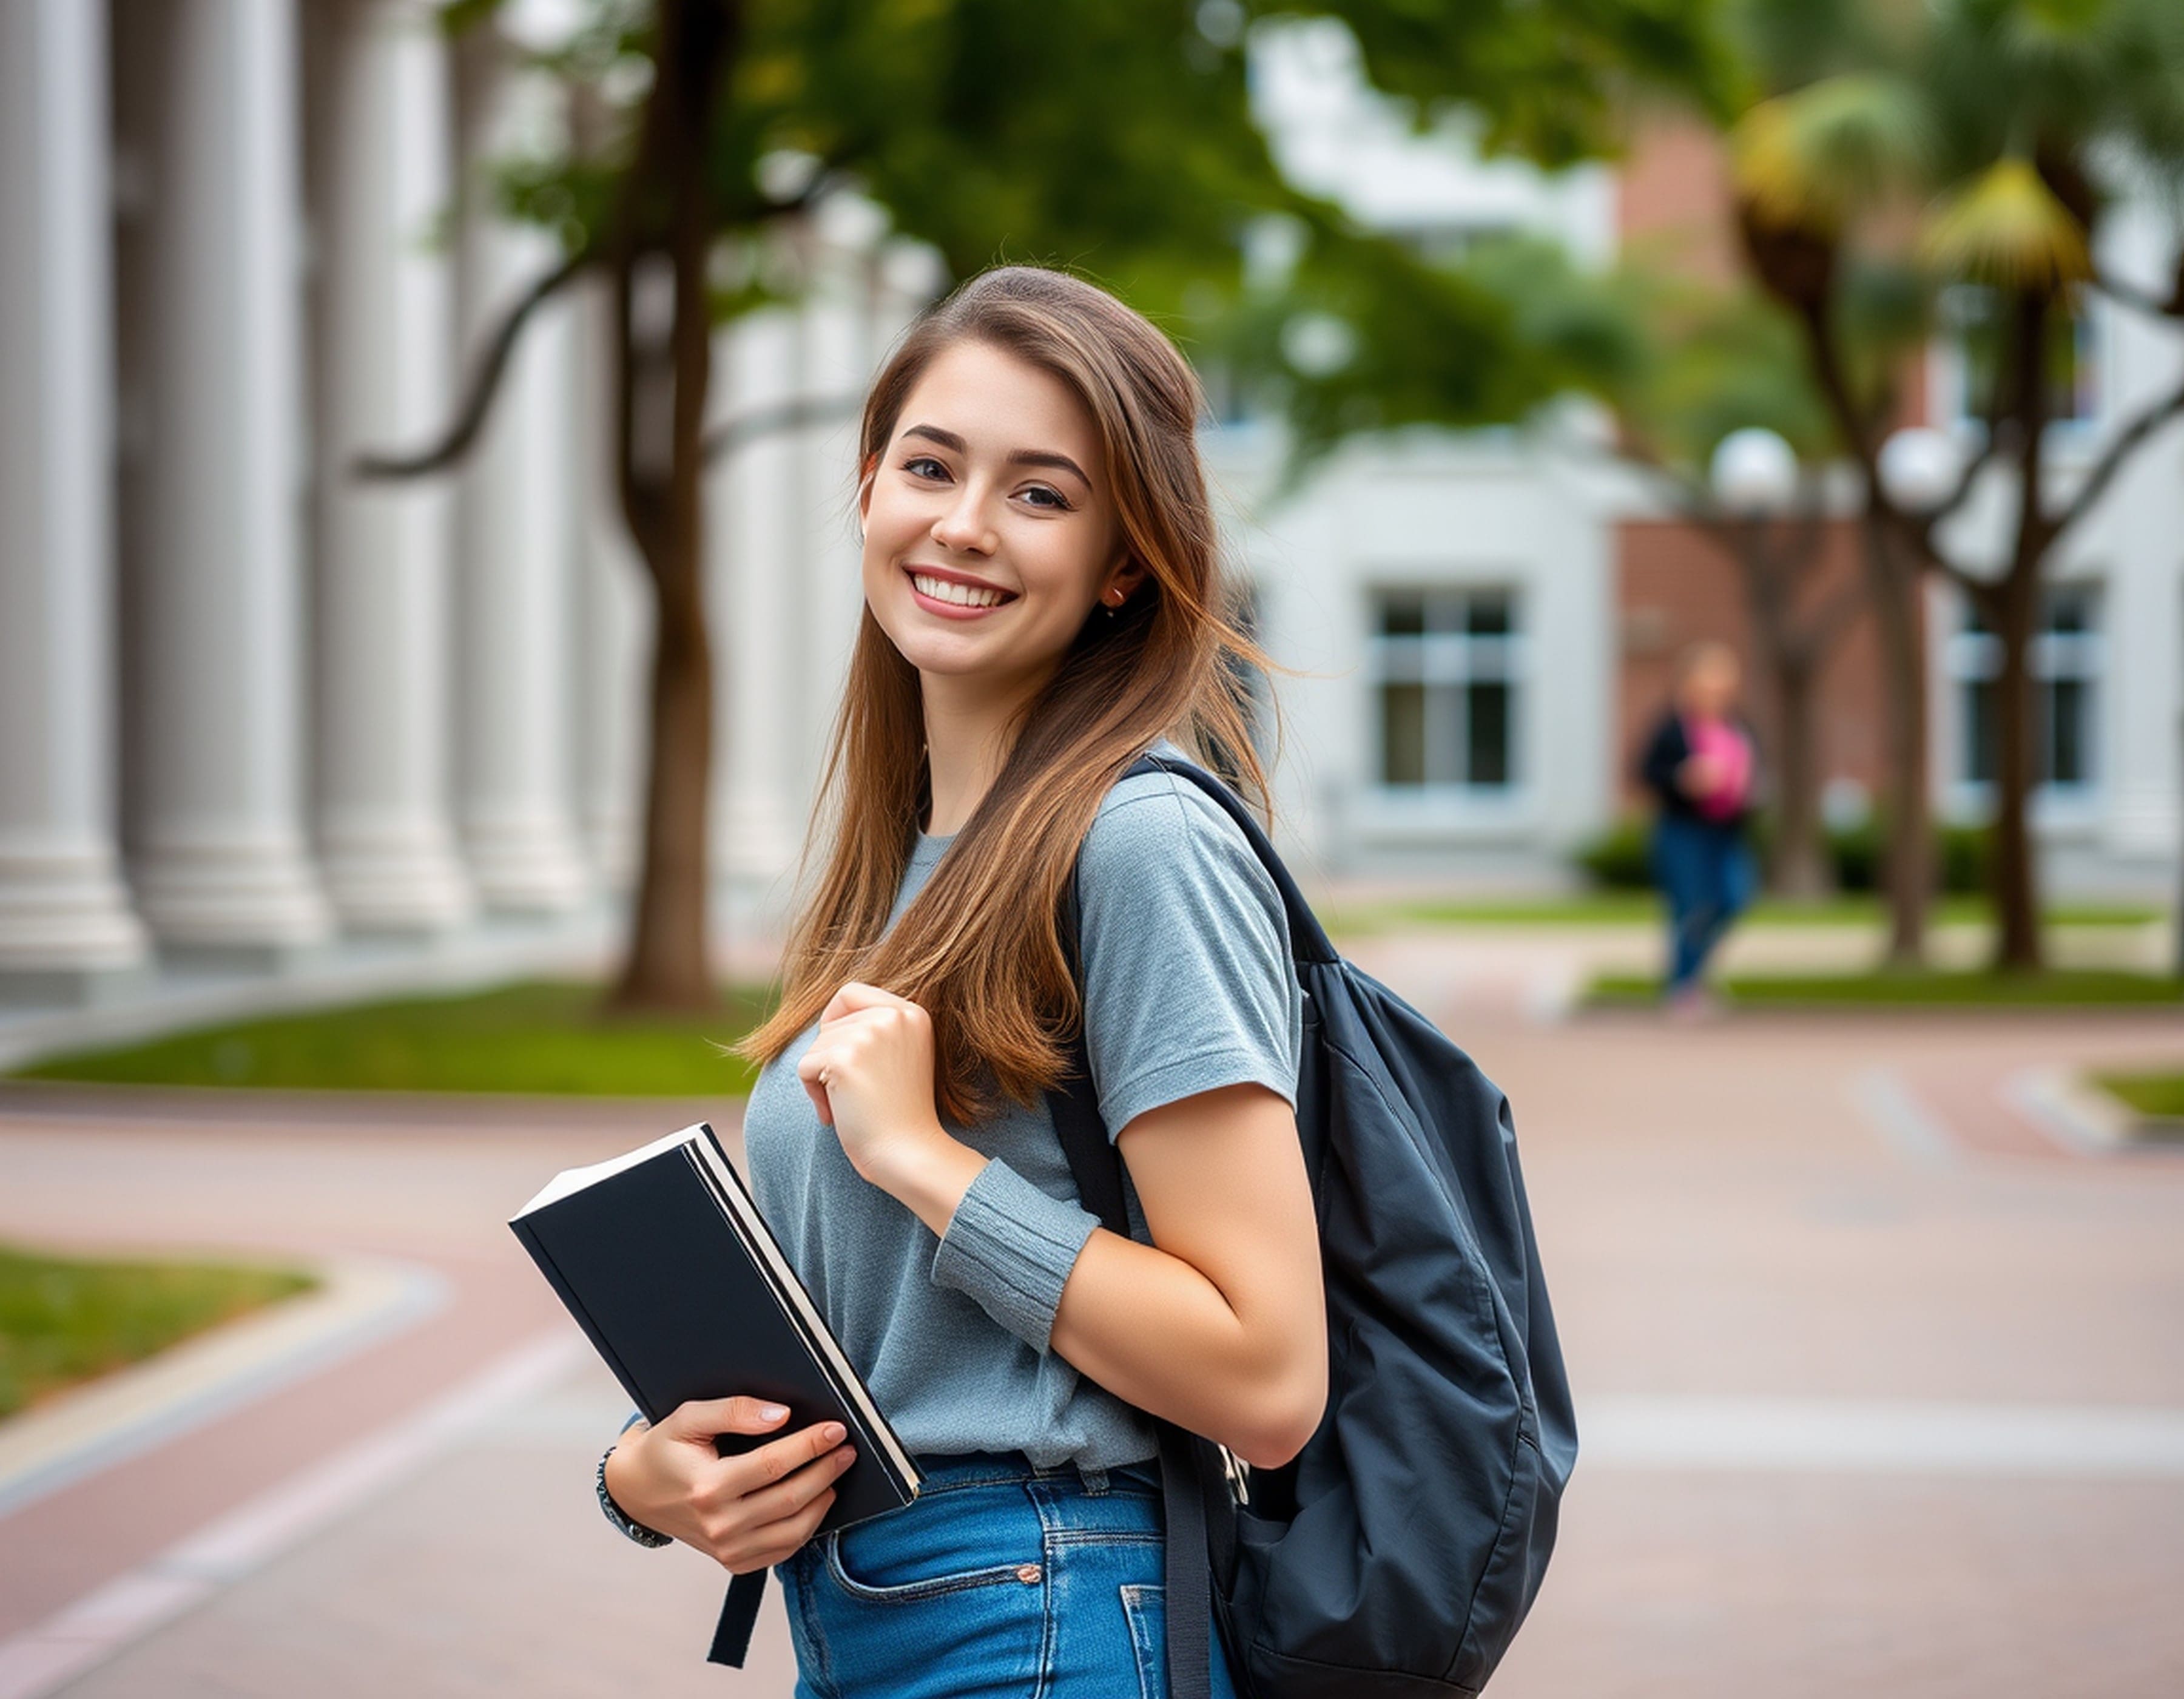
[902,456,948,480]
[1019,485,1071,511]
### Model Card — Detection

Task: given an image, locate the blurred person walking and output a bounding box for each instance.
[1639,641,1759,1016]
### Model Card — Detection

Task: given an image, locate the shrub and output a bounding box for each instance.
[1574,816,1654,889]
[1574,811,1993,895]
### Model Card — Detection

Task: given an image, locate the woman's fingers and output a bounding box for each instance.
[726,1441,857,1532]
[667,1393,793,1440]
[721,1417,849,1492]
[721,1483,841,1573]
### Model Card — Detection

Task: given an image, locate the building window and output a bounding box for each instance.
[1942,284,2099,429]
[1949,585,2101,792]
[1369,588,1523,790]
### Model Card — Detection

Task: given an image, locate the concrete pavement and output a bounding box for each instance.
[1,943,2180,1697]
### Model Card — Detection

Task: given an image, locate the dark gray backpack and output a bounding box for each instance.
[1049,750,1578,1699]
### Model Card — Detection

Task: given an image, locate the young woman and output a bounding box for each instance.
[1637,640,1759,1015]
[600,265,1326,1697]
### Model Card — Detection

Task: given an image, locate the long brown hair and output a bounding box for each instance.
[732,264,1293,1127]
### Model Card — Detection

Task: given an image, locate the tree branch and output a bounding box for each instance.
[1600,428,1717,518]
[1804,574,1869,658]
[2049,376,2184,540]
[2090,267,2183,320]
[701,391,866,462]
[1924,421,2006,529]
[352,243,595,480]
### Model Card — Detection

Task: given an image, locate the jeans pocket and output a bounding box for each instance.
[1121,1582,1164,1699]
[824,1479,1047,1604]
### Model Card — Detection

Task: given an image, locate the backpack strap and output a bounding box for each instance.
[1048,977,1219,1699]
[1048,748,1259,1699]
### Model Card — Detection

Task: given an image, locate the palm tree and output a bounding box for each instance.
[1725,0,2184,969]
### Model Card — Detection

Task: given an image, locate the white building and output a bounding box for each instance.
[1,5,2177,1033]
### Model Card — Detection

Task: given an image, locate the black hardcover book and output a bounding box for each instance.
[508,1121,919,1532]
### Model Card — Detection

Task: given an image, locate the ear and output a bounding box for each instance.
[1105,550,1150,603]
[856,456,878,535]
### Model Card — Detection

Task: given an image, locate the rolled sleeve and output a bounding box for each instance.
[930,1157,1101,1353]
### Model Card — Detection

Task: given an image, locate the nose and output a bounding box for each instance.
[931,484,997,556]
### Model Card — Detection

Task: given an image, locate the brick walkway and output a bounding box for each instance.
[1,951,2180,1697]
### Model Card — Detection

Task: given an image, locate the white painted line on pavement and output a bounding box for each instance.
[2004,1066,2125,1157]
[1848,1067,1958,1169]
[0,1326,587,1699]
[0,1253,450,1524]
[1579,1393,2184,1477]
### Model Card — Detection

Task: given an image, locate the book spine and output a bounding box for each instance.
[508,1215,661,1424]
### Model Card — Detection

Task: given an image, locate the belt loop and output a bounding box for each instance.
[1076,1461,1110,1496]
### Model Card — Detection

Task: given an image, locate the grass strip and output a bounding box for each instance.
[0,1241,318,1420]
[1585,969,2184,1008]
[10,980,775,1096]
[2094,1072,2184,1118]
[1323,895,2161,933]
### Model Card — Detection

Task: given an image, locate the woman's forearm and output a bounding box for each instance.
[1045,1225,1324,1468]
[874,1109,1327,1470]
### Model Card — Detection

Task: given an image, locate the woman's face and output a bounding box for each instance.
[859,339,1140,695]
[1679,650,1742,718]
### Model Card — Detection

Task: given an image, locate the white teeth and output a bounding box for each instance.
[912,573,1006,608]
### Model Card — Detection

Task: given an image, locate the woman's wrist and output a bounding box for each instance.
[598,1439,672,1547]
[868,1121,988,1237]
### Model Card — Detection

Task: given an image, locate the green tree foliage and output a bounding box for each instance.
[411,0,1725,1008]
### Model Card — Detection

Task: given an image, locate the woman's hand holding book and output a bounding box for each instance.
[604,1395,859,1572]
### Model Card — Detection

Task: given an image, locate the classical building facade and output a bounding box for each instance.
[0,0,933,1015]
[1,5,2177,1026]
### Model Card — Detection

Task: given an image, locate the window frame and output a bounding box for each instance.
[1365,584,1528,800]
[1943,579,2105,815]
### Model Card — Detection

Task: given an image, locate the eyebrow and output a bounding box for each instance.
[901,423,1092,490]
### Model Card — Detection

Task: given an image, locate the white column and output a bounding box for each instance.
[801,202,888,774]
[131,0,334,958]
[711,303,806,944]
[577,275,650,891]
[0,0,152,999]
[311,0,474,932]
[452,25,588,913]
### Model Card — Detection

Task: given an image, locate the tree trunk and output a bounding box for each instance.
[1769,650,1831,899]
[1988,570,2043,970]
[1733,524,1832,900]
[1861,512,1930,964]
[1987,286,2051,974]
[605,0,736,1014]
[614,577,716,1009]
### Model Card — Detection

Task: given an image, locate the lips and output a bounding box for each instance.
[903,566,1020,622]
[903,564,1018,601]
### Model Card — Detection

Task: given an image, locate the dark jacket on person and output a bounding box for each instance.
[1636,710,1758,831]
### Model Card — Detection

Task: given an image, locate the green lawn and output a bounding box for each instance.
[2095,1071,2184,1118]
[0,1241,318,1420]
[1585,969,2184,1008]
[11,980,776,1096]
[1321,894,2162,934]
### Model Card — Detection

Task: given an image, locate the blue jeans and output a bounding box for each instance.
[775,1451,1241,1699]
[1651,813,1756,990]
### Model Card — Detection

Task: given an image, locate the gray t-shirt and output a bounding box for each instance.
[741,737,1305,1470]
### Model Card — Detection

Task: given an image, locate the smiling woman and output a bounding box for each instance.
[598,266,1310,1699]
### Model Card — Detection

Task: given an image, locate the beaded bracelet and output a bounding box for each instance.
[598,1417,673,1548]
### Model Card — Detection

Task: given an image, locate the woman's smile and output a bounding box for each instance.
[905,564,1020,619]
